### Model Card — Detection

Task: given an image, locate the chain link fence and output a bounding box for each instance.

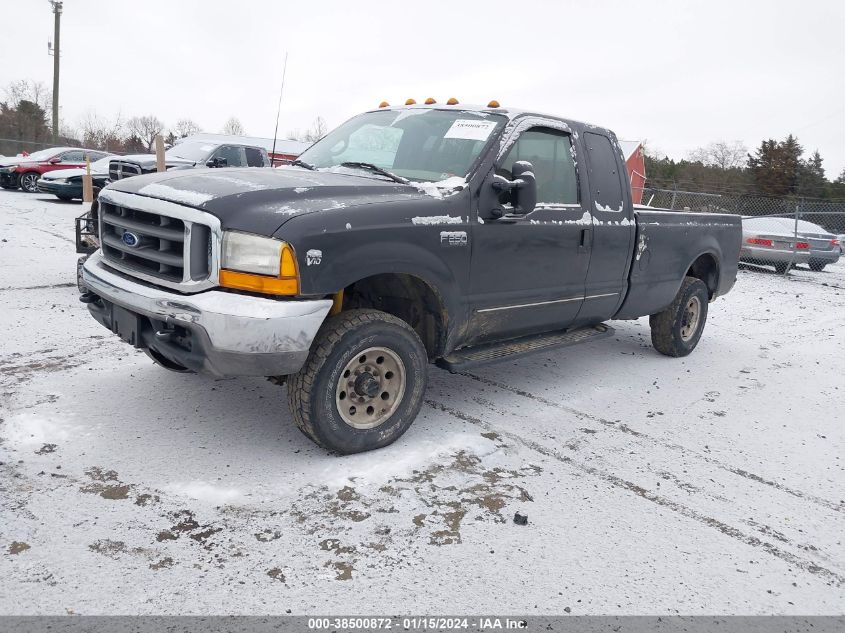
[635,187,845,276]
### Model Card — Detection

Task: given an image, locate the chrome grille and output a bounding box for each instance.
[101,205,188,282]
[108,160,143,181]
[97,189,220,293]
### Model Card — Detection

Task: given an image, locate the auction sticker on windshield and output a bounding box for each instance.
[444,119,497,141]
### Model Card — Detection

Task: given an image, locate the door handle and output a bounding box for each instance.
[578,228,591,253]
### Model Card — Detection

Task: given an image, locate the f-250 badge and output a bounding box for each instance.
[440,231,467,247]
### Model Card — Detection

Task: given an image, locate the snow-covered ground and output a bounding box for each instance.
[1,188,844,615]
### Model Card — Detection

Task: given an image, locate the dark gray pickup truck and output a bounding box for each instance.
[80,103,741,454]
[108,138,270,181]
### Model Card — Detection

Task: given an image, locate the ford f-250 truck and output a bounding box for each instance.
[80,102,741,454]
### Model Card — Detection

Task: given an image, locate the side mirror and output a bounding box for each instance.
[490,160,537,218]
[50,157,61,164]
[206,156,228,168]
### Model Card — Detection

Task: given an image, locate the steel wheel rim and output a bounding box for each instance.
[336,346,406,430]
[680,296,701,341]
[21,174,37,192]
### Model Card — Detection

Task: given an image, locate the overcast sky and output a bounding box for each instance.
[2,0,844,176]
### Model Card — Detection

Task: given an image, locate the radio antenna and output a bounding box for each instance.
[270,52,289,165]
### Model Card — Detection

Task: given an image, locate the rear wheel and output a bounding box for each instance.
[809,260,826,272]
[19,172,39,193]
[774,262,791,274]
[287,309,428,454]
[650,277,709,358]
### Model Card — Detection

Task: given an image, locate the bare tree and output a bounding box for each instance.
[4,79,52,113]
[127,115,165,151]
[287,116,328,143]
[303,116,327,142]
[688,140,748,170]
[79,110,126,152]
[174,118,201,138]
[222,117,245,136]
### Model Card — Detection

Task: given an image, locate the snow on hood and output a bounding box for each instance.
[103,166,445,235]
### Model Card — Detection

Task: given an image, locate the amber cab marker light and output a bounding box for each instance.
[487,100,500,108]
[446,97,459,105]
[405,98,416,105]
[424,97,436,104]
[378,101,389,108]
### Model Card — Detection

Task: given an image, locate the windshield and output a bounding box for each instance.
[166,141,215,162]
[296,109,507,182]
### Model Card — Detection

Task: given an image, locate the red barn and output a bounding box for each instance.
[620,140,646,204]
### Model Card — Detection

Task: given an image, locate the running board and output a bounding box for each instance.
[435,323,614,373]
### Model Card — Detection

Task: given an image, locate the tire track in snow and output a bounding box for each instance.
[425,399,845,587]
[460,372,844,514]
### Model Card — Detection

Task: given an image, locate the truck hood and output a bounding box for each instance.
[102,167,453,235]
[115,154,196,170]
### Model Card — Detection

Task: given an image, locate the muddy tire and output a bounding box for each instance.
[649,277,709,358]
[287,309,428,454]
[19,172,39,193]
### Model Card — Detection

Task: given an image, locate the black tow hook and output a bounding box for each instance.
[79,291,100,304]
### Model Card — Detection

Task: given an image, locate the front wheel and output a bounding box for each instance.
[809,260,826,272]
[649,277,709,358]
[287,309,428,454]
[19,172,39,193]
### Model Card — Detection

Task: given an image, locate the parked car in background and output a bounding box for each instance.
[108,137,271,181]
[836,235,845,255]
[740,216,840,272]
[740,216,811,273]
[36,155,115,201]
[0,147,110,192]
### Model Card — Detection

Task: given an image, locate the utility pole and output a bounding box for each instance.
[49,1,63,143]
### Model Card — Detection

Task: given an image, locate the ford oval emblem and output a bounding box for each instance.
[122,231,140,248]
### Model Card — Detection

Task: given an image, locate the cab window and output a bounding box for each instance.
[245,147,266,167]
[499,128,578,205]
[211,145,246,167]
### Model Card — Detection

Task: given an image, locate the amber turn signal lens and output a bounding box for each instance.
[424,97,436,104]
[219,270,299,295]
[487,99,500,108]
[378,101,389,108]
[446,97,459,105]
[405,98,416,105]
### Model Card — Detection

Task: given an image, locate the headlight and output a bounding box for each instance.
[219,231,299,295]
[51,178,67,183]
[0,167,11,174]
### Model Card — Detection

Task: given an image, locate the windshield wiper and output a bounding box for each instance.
[290,158,316,170]
[339,162,409,184]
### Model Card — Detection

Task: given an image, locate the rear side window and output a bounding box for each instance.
[584,132,625,213]
[245,147,266,167]
[499,128,578,205]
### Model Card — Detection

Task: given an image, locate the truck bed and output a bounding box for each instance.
[614,208,742,319]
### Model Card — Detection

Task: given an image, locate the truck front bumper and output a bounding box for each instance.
[81,251,332,377]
